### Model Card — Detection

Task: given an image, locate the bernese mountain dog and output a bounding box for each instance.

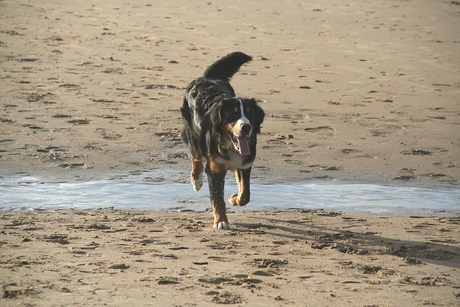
[181,52,265,229]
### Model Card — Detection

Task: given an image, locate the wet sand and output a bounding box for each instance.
[1,210,460,306]
[1,0,460,305]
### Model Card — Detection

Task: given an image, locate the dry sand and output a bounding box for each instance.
[1,0,460,306]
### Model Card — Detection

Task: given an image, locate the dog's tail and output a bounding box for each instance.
[203,52,252,82]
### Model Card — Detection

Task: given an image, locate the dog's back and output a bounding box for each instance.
[181,52,252,128]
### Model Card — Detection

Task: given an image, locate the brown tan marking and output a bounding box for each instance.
[229,170,250,206]
[209,155,226,173]
[211,199,229,227]
[190,156,203,183]
[228,122,240,137]
[222,124,232,142]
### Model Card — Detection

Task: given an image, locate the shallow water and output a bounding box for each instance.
[1,170,459,215]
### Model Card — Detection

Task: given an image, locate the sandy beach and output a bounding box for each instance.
[1,0,459,305]
[1,210,459,306]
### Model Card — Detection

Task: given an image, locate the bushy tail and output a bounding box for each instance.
[203,52,252,82]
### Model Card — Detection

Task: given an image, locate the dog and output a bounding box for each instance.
[181,52,265,229]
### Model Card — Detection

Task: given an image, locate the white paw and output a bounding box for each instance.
[192,174,203,191]
[213,222,232,230]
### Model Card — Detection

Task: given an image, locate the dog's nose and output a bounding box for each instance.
[241,124,251,135]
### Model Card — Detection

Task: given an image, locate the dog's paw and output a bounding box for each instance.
[192,174,203,191]
[229,194,238,206]
[229,194,248,206]
[213,222,232,230]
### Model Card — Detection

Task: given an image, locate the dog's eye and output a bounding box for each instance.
[227,108,240,121]
[244,108,252,118]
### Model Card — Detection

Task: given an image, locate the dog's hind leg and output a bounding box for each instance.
[191,152,203,191]
[182,124,203,191]
[229,167,251,207]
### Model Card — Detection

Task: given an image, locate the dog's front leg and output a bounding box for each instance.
[229,167,251,207]
[190,152,203,191]
[206,162,230,230]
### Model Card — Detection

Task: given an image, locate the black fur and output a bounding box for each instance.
[203,52,252,82]
[200,97,264,164]
[181,52,264,163]
[180,52,265,229]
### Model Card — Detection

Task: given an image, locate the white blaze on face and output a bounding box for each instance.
[237,99,251,136]
[229,98,252,156]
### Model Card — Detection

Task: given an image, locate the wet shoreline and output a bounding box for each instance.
[2,170,459,216]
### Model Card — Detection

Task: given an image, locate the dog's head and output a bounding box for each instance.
[208,97,265,155]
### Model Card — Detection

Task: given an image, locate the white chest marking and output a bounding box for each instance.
[216,152,252,172]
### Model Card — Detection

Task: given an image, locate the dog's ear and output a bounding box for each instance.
[250,98,265,134]
[208,100,225,135]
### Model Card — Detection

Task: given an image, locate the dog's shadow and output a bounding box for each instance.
[233,216,460,269]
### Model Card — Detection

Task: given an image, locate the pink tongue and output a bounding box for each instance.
[237,136,251,155]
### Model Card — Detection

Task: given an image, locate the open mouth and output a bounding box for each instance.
[230,132,251,156]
